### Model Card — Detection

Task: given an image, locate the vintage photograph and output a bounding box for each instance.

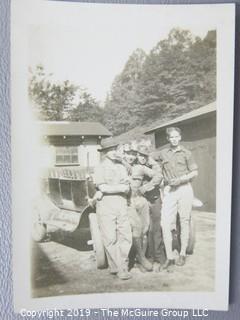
[12,0,235,311]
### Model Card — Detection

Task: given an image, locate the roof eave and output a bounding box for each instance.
[44,133,112,137]
[145,109,216,135]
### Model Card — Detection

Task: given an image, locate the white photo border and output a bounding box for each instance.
[11,0,235,312]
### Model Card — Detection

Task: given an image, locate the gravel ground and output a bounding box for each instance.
[31,211,215,298]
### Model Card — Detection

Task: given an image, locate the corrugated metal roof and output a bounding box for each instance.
[39,121,112,137]
[145,101,216,134]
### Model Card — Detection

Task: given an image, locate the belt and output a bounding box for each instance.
[102,193,127,198]
[169,182,191,190]
[132,178,142,181]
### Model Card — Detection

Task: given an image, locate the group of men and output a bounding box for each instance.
[92,127,198,280]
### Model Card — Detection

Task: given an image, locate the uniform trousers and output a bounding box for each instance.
[147,197,166,264]
[128,196,150,237]
[161,183,194,259]
[96,195,132,272]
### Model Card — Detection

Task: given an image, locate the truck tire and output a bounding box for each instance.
[186,216,196,255]
[31,222,47,242]
[89,213,107,269]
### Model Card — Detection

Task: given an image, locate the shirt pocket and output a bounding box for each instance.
[176,157,187,170]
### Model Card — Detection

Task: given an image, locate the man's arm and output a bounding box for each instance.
[149,157,163,186]
[98,183,130,194]
[168,170,198,187]
[180,170,198,182]
[94,164,130,194]
[139,159,163,194]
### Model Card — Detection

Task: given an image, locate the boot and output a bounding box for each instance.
[161,259,175,271]
[132,237,153,272]
[175,255,186,266]
[117,269,132,280]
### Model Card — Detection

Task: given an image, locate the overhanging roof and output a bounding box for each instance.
[145,101,216,135]
[39,121,112,137]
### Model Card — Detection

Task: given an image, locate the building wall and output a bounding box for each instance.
[78,143,100,167]
[154,113,216,212]
[42,136,101,168]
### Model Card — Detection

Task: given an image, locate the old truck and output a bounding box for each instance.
[31,166,107,269]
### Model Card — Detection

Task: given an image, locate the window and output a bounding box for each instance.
[55,146,79,165]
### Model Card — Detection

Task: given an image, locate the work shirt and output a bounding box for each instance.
[130,164,154,194]
[94,157,132,273]
[94,157,129,188]
[141,157,163,193]
[127,161,162,199]
[158,145,198,182]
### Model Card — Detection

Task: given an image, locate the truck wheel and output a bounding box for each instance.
[89,213,107,269]
[186,216,196,255]
[31,222,47,242]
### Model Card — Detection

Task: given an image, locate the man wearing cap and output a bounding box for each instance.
[136,145,165,271]
[94,140,132,280]
[158,127,198,268]
[122,144,155,272]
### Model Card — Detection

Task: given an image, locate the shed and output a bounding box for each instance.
[39,121,112,169]
[145,101,216,212]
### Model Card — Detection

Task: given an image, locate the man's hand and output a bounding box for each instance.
[131,188,142,197]
[88,198,96,208]
[88,191,103,207]
[95,191,103,200]
[163,185,171,196]
[168,178,181,187]
[139,184,155,195]
[98,183,129,194]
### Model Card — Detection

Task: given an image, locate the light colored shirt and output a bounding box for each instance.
[94,158,129,187]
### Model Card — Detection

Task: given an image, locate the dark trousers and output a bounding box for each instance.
[147,197,166,264]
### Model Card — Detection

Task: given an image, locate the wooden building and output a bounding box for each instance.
[145,101,216,212]
[39,121,112,171]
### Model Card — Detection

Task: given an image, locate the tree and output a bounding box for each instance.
[103,48,146,134]
[136,28,216,126]
[103,28,216,135]
[68,90,103,123]
[137,29,196,121]
[29,28,216,136]
[29,65,103,122]
[29,65,78,120]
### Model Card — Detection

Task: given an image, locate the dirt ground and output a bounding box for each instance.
[31,211,215,298]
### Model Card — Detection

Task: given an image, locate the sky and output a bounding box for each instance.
[28,2,218,104]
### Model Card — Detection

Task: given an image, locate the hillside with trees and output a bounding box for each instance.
[103,28,216,135]
[29,28,216,138]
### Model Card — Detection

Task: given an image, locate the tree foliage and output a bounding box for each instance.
[29,65,78,120]
[103,29,216,135]
[28,65,103,123]
[69,91,103,122]
[103,48,147,134]
[29,28,216,138]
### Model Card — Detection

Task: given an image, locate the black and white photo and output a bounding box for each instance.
[11,0,235,311]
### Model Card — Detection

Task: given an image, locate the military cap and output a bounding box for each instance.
[123,143,138,155]
[137,145,149,157]
[98,139,119,152]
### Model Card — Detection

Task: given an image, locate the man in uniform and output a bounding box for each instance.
[159,127,198,269]
[122,144,153,272]
[136,145,165,271]
[94,140,132,280]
